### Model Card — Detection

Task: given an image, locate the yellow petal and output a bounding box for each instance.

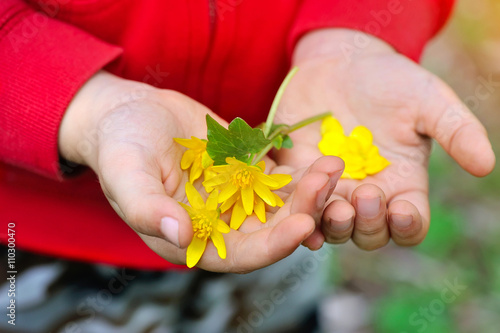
[178,202,196,217]
[253,181,277,206]
[267,173,292,189]
[203,167,217,181]
[255,172,280,188]
[174,137,203,149]
[226,157,244,166]
[180,150,196,169]
[345,137,362,155]
[185,183,205,210]
[365,156,390,175]
[340,172,352,179]
[256,160,266,172]
[273,193,285,207]
[343,169,367,180]
[254,197,266,223]
[218,183,239,203]
[318,131,346,156]
[203,173,230,188]
[220,192,239,213]
[205,190,219,211]
[189,161,203,183]
[209,164,234,172]
[210,231,227,259]
[365,145,379,158]
[217,219,231,233]
[342,153,364,170]
[186,236,207,268]
[201,151,214,169]
[321,116,344,135]
[350,126,373,152]
[203,169,217,192]
[230,199,247,230]
[241,185,254,215]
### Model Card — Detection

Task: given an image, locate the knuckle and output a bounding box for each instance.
[391,221,425,245]
[353,237,389,251]
[123,202,143,228]
[122,201,158,236]
[325,235,350,244]
[323,225,352,244]
[355,221,387,237]
[393,233,425,247]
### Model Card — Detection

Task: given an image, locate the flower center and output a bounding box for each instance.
[232,168,254,189]
[192,214,213,240]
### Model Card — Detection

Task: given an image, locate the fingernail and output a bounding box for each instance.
[329,217,352,232]
[160,217,180,247]
[329,170,343,190]
[316,182,330,208]
[391,214,412,228]
[357,196,381,218]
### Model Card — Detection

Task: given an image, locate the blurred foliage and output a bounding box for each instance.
[328,0,500,326]
[374,288,456,333]
[327,145,500,333]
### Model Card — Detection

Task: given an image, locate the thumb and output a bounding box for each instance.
[99,150,193,248]
[420,76,496,177]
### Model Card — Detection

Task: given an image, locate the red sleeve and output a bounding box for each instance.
[289,0,455,62]
[0,0,122,179]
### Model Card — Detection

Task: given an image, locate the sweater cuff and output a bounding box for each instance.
[289,0,454,62]
[0,1,122,180]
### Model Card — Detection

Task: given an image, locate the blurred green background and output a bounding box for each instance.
[324,1,500,332]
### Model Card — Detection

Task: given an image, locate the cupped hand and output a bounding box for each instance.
[276,29,495,250]
[58,71,344,273]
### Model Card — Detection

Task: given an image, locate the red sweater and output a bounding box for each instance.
[0,0,454,270]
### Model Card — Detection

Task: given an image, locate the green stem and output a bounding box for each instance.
[263,66,299,138]
[252,142,275,165]
[284,112,331,135]
[251,112,331,165]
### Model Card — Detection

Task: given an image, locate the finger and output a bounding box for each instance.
[275,139,322,169]
[290,172,329,250]
[239,156,343,235]
[276,154,345,181]
[421,77,496,177]
[197,213,316,273]
[322,197,355,244]
[351,183,389,250]
[388,199,425,246]
[289,156,345,208]
[292,157,345,250]
[99,146,193,248]
[386,184,429,246]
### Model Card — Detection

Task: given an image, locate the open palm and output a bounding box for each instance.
[61,72,344,273]
[276,48,495,250]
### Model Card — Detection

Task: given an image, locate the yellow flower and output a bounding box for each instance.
[179,182,230,268]
[318,116,390,179]
[203,157,292,230]
[174,136,214,183]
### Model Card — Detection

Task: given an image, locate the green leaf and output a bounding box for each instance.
[206,114,271,165]
[282,135,293,149]
[272,135,283,149]
[271,134,293,149]
[268,123,288,136]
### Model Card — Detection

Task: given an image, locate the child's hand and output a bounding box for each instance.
[276,29,495,251]
[58,71,344,272]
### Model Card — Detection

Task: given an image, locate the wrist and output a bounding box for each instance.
[58,71,153,169]
[292,28,395,66]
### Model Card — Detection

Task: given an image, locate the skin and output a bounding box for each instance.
[58,72,344,273]
[276,29,496,251]
[58,28,495,272]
